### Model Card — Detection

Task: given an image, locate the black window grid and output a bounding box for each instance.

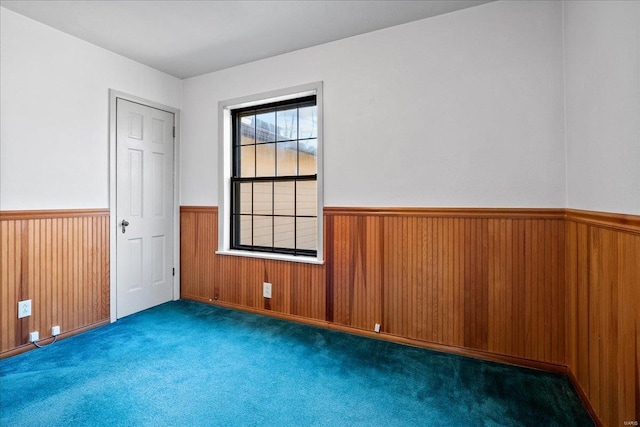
[230,96,317,257]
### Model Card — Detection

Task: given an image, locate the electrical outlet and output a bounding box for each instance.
[263,282,272,299]
[18,299,32,318]
[51,325,61,336]
[29,331,39,342]
[374,323,381,333]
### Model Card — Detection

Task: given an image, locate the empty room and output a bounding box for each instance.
[1,1,638,426]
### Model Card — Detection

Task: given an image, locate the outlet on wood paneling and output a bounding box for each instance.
[177,206,640,427]
[4,206,637,426]
[0,210,110,355]
[326,213,566,365]
[179,207,325,320]
[180,206,567,364]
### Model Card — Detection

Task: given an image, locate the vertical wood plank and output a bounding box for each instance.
[576,222,590,393]
[618,232,640,425]
[565,221,578,374]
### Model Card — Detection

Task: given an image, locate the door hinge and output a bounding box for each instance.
[172,268,175,276]
[173,127,176,138]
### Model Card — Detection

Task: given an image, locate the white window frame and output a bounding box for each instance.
[217,82,324,265]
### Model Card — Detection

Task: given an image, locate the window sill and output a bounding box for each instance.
[215,249,324,265]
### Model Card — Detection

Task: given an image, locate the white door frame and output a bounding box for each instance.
[108,89,181,323]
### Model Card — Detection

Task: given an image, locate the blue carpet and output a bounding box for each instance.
[1,300,593,426]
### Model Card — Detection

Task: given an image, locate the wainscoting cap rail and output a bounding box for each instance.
[565,208,640,235]
[180,206,218,213]
[323,206,566,219]
[0,209,110,220]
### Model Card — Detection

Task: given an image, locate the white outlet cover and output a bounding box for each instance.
[18,299,32,319]
[51,325,61,336]
[263,282,272,299]
[29,331,39,342]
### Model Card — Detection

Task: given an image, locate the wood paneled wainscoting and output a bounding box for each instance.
[0,210,110,357]
[326,207,567,367]
[181,206,567,368]
[182,206,640,426]
[565,210,640,427]
[179,207,326,320]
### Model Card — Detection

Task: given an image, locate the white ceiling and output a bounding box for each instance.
[1,0,491,79]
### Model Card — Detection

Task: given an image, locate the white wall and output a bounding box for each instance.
[564,1,640,215]
[8,1,634,213]
[181,1,566,208]
[0,8,182,210]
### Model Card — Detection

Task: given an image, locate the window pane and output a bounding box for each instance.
[256,143,275,177]
[274,181,294,216]
[238,215,252,246]
[253,216,273,248]
[277,109,297,141]
[274,216,295,249]
[239,182,252,214]
[276,142,297,176]
[255,112,276,143]
[298,139,317,175]
[296,217,317,251]
[296,181,316,217]
[239,146,255,177]
[253,182,272,215]
[299,106,317,139]
[239,115,255,145]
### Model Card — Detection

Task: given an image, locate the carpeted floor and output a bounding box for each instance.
[1,300,593,427]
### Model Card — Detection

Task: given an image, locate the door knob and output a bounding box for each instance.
[121,219,130,233]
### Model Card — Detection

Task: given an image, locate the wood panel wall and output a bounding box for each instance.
[565,210,640,427]
[0,210,110,356]
[181,206,566,366]
[4,206,635,425]
[325,208,566,365]
[182,206,640,425]
[180,207,326,320]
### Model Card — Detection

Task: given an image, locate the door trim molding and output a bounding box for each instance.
[108,90,181,323]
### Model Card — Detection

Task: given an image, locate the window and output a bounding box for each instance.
[231,96,317,256]
[218,83,323,263]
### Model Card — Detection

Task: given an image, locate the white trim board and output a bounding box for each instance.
[217,81,324,264]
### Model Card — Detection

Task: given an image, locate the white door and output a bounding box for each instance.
[116,98,175,318]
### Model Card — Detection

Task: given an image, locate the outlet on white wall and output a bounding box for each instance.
[263,282,272,299]
[18,299,32,318]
